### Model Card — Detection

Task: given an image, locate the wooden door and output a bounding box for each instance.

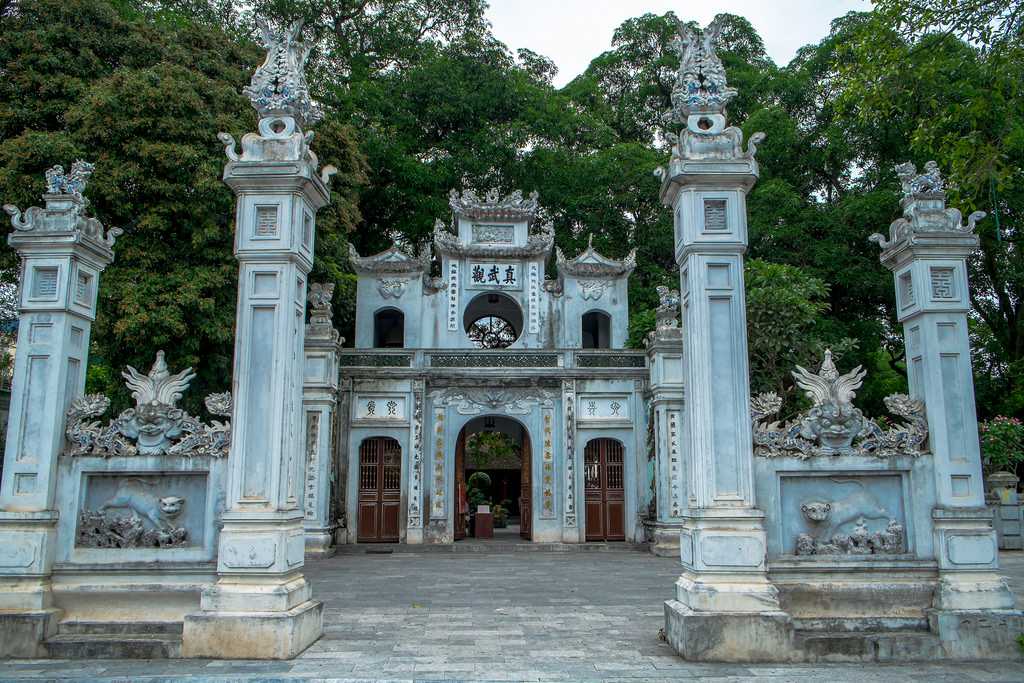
[519,430,532,539]
[455,429,467,540]
[584,438,625,541]
[357,437,402,542]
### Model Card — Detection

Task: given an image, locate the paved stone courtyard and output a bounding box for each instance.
[1,548,1023,682]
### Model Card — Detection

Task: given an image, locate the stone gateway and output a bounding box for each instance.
[0,12,1021,667]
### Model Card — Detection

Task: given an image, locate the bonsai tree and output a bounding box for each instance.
[466,471,492,509]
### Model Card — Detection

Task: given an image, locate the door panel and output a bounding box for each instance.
[357,437,402,542]
[583,438,625,542]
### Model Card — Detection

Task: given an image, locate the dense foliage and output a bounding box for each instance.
[1,0,1021,419]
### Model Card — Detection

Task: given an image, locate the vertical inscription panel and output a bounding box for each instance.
[17,355,51,464]
[708,297,740,499]
[241,305,277,500]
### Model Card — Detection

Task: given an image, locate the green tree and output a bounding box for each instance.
[0,0,366,410]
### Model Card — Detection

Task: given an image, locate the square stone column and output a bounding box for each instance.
[657,18,791,662]
[646,292,685,556]
[874,162,1015,611]
[0,164,119,656]
[302,284,341,557]
[182,19,334,659]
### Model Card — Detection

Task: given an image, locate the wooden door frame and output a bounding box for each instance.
[356,435,403,543]
[583,437,626,542]
[451,416,532,542]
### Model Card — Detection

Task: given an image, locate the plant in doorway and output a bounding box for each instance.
[466,472,493,537]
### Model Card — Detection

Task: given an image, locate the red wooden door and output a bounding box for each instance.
[519,430,532,540]
[584,439,625,541]
[357,437,402,542]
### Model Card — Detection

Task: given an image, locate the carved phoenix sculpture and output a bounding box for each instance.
[752,350,928,459]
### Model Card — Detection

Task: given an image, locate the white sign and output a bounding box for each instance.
[469,262,519,287]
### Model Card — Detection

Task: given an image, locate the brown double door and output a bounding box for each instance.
[357,437,401,542]
[584,438,625,541]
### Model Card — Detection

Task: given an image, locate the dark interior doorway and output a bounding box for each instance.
[454,415,531,541]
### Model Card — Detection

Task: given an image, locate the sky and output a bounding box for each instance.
[485,0,869,87]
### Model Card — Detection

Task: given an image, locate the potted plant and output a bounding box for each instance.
[979,416,1024,503]
[466,472,492,536]
[492,503,509,528]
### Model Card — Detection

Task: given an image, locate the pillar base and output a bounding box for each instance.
[304,531,335,558]
[934,573,1016,610]
[928,608,1024,660]
[664,599,796,662]
[182,599,322,659]
[650,522,684,557]
[0,608,61,658]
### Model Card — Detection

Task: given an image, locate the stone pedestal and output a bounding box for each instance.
[302,284,341,558]
[0,169,118,656]
[646,315,684,557]
[182,19,333,659]
[874,165,1015,613]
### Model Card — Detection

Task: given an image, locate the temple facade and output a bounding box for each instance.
[339,190,662,545]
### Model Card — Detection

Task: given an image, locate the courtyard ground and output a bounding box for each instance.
[1,547,1022,682]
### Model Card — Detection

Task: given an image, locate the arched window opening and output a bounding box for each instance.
[463,292,523,349]
[582,311,611,349]
[374,309,405,348]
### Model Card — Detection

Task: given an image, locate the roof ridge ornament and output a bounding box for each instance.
[243,18,322,131]
[448,188,539,222]
[556,234,637,279]
[870,161,985,252]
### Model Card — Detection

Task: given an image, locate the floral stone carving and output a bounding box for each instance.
[752,350,928,459]
[65,351,231,457]
[795,516,905,557]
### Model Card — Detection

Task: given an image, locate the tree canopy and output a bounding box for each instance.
[1,0,1020,418]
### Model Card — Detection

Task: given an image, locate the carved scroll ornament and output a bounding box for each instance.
[752,350,928,459]
[65,351,232,458]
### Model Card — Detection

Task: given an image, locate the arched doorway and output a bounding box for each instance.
[453,416,532,541]
[584,438,625,541]
[357,436,402,542]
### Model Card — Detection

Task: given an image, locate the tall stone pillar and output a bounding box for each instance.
[646,288,685,557]
[0,163,119,656]
[303,283,341,557]
[182,19,334,659]
[657,19,790,661]
[873,162,1015,611]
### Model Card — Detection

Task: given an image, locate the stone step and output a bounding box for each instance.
[794,629,943,662]
[43,633,182,659]
[793,616,930,633]
[334,541,650,554]
[56,620,183,635]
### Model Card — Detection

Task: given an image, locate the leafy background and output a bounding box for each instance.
[0,0,1020,420]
